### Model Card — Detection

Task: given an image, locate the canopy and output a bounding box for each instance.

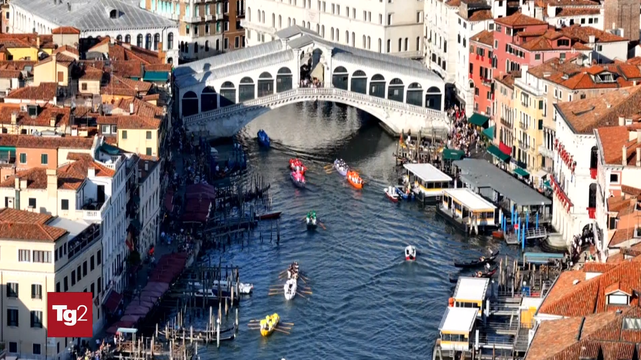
[468,113,489,127]
[130,298,155,308]
[443,148,465,161]
[144,282,170,293]
[120,315,141,323]
[103,290,123,313]
[124,305,151,316]
[164,191,174,212]
[514,167,530,177]
[106,321,136,334]
[482,126,495,139]
[185,183,216,201]
[487,145,510,162]
[140,289,164,298]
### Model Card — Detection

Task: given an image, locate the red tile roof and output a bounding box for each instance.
[494,12,548,27]
[58,153,115,180]
[96,115,160,130]
[5,83,57,101]
[0,70,22,79]
[0,207,67,242]
[51,27,81,35]
[470,30,494,46]
[101,75,152,96]
[15,135,94,150]
[53,45,79,56]
[561,24,628,43]
[556,8,601,17]
[0,34,55,50]
[0,104,74,129]
[80,66,104,81]
[114,97,163,119]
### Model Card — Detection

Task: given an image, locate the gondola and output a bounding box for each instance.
[255,211,282,220]
[453,250,499,268]
[449,267,498,283]
[257,130,271,148]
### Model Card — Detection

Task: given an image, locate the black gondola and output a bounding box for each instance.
[453,250,499,268]
[449,267,498,283]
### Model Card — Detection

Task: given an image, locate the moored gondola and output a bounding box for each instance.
[453,250,499,268]
[449,267,498,283]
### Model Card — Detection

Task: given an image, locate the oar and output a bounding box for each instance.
[295,292,307,299]
[323,164,333,169]
[274,328,290,335]
[319,221,327,230]
[281,322,294,326]
[249,319,260,323]
[299,290,313,294]
[278,326,292,330]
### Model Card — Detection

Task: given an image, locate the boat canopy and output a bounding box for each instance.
[116,328,138,334]
[443,189,495,213]
[403,163,452,183]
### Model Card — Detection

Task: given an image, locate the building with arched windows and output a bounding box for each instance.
[9,0,178,62]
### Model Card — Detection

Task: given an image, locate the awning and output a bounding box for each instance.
[103,290,123,313]
[443,148,465,161]
[514,167,530,177]
[499,142,512,156]
[533,169,548,180]
[487,145,510,162]
[543,180,552,190]
[482,126,495,139]
[142,71,169,82]
[468,113,490,127]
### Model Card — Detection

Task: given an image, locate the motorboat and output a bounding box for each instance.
[290,171,306,188]
[306,212,317,229]
[394,185,414,200]
[405,245,417,261]
[284,278,297,300]
[257,130,271,148]
[385,186,399,203]
[186,280,254,295]
[289,158,307,174]
[333,159,349,176]
[347,170,363,189]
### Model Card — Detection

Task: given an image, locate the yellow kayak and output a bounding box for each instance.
[259,313,280,337]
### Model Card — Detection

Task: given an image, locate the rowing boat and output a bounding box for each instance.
[449,267,498,283]
[333,159,348,176]
[347,170,363,189]
[260,313,280,337]
[289,158,307,174]
[453,250,500,268]
[306,214,317,229]
[255,211,282,220]
[405,245,417,261]
[290,171,306,188]
[284,278,297,300]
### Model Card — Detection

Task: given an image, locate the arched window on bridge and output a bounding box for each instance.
[276,67,293,93]
[239,77,255,102]
[350,70,367,94]
[425,86,442,110]
[220,81,236,107]
[369,74,386,98]
[258,72,274,97]
[406,83,423,107]
[182,91,199,117]
[201,86,217,112]
[332,66,348,90]
[388,78,404,103]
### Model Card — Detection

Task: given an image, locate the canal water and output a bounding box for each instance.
[198,102,522,360]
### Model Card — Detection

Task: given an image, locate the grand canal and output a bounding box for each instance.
[198,102,522,359]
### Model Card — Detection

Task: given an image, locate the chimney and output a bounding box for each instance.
[87,167,96,177]
[50,115,56,127]
[129,102,134,114]
[140,63,145,80]
[37,35,40,49]
[637,129,641,144]
[11,112,17,125]
[623,145,628,166]
[636,148,640,167]
[46,168,57,195]
[14,177,19,190]
[71,125,78,136]
[144,162,149,171]
[588,35,596,44]
[20,179,27,190]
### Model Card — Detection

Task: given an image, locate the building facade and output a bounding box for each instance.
[469,30,494,116]
[242,0,424,58]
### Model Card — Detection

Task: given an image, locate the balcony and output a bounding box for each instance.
[204,14,213,21]
[481,78,492,87]
[183,15,202,23]
[518,140,528,150]
[67,224,101,261]
[587,207,596,219]
[500,117,512,128]
[590,168,597,179]
[81,199,108,222]
[169,13,180,21]
[538,145,553,159]
[237,10,245,18]
[215,12,223,21]
[519,122,528,130]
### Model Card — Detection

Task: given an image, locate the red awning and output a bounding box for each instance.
[103,290,123,313]
[499,142,512,156]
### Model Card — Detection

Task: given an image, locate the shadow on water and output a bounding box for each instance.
[197,102,527,360]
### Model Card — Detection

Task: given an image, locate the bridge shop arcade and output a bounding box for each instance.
[173,26,449,139]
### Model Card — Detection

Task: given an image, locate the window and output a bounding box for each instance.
[77,265,81,280]
[83,261,88,276]
[19,153,26,163]
[56,282,60,292]
[28,198,36,208]
[146,148,153,156]
[57,71,64,82]
[97,250,102,265]
[387,13,393,25]
[91,283,95,298]
[122,130,127,139]
[81,83,87,91]
[608,294,629,305]
[610,173,619,183]
[146,131,152,139]
[71,270,76,286]
[31,284,42,299]
[7,309,18,326]
[9,342,16,353]
[64,276,68,291]
[7,283,18,297]
[33,343,41,355]
[534,54,541,60]
[31,311,43,328]
[33,250,51,263]
[91,255,95,271]
[41,153,48,165]
[61,199,69,210]
[416,11,423,23]
[18,249,30,262]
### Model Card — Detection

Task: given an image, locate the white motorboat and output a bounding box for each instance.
[384,186,399,203]
[187,280,254,295]
[405,245,417,261]
[284,278,297,300]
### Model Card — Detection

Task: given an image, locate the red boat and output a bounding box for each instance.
[289,158,307,174]
[384,186,399,203]
[290,171,306,188]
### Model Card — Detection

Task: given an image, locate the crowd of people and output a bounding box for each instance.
[446,107,482,157]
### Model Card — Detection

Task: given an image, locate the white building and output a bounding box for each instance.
[10,0,179,62]
[242,0,424,58]
[423,0,458,86]
[136,157,161,260]
[521,0,603,31]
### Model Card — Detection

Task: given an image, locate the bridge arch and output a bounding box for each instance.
[220,81,236,107]
[239,77,255,102]
[369,74,385,98]
[407,83,423,107]
[425,86,442,111]
[388,78,404,103]
[277,67,293,92]
[201,86,217,112]
[258,72,274,97]
[351,70,367,94]
[182,91,199,116]
[333,66,348,90]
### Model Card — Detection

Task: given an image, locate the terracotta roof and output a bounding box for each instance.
[0,208,67,242]
[0,34,55,50]
[0,135,19,147]
[468,10,493,22]
[51,27,81,35]
[494,72,520,88]
[0,70,22,79]
[0,167,48,189]
[5,83,57,101]
[445,0,461,6]
[101,75,152,97]
[96,115,160,130]
[556,8,601,17]
[596,126,640,165]
[0,104,73,129]
[58,153,115,180]
[556,86,641,134]
[494,12,548,27]
[141,94,160,101]
[37,53,76,67]
[0,60,37,71]
[114,97,164,118]
[89,37,111,52]
[628,57,641,66]
[561,24,628,43]
[15,135,94,150]
[470,30,494,46]
[53,45,79,56]
[80,66,104,81]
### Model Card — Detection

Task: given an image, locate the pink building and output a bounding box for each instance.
[469,30,495,116]
[494,12,549,75]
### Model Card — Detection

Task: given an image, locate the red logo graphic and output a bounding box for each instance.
[47,292,93,338]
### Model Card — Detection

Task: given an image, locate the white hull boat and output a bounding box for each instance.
[405,245,417,261]
[284,278,297,300]
[187,280,254,295]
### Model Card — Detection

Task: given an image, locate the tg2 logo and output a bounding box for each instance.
[47,292,93,338]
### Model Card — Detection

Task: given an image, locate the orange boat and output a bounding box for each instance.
[347,170,363,189]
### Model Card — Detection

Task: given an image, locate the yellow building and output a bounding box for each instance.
[493,73,519,170]
[512,65,547,183]
[97,115,161,157]
[33,53,75,87]
[0,208,103,358]
[0,34,55,61]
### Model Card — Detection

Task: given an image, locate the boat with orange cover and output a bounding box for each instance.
[347,170,363,189]
[289,158,307,174]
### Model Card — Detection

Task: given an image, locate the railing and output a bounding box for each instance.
[395,50,423,58]
[239,20,276,34]
[517,139,529,150]
[184,87,447,125]
[67,224,101,261]
[183,16,202,23]
[500,117,512,128]
[519,122,527,130]
[538,145,553,159]
[81,199,109,222]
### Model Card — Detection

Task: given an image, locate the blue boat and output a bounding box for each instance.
[395,186,414,200]
[257,130,271,148]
